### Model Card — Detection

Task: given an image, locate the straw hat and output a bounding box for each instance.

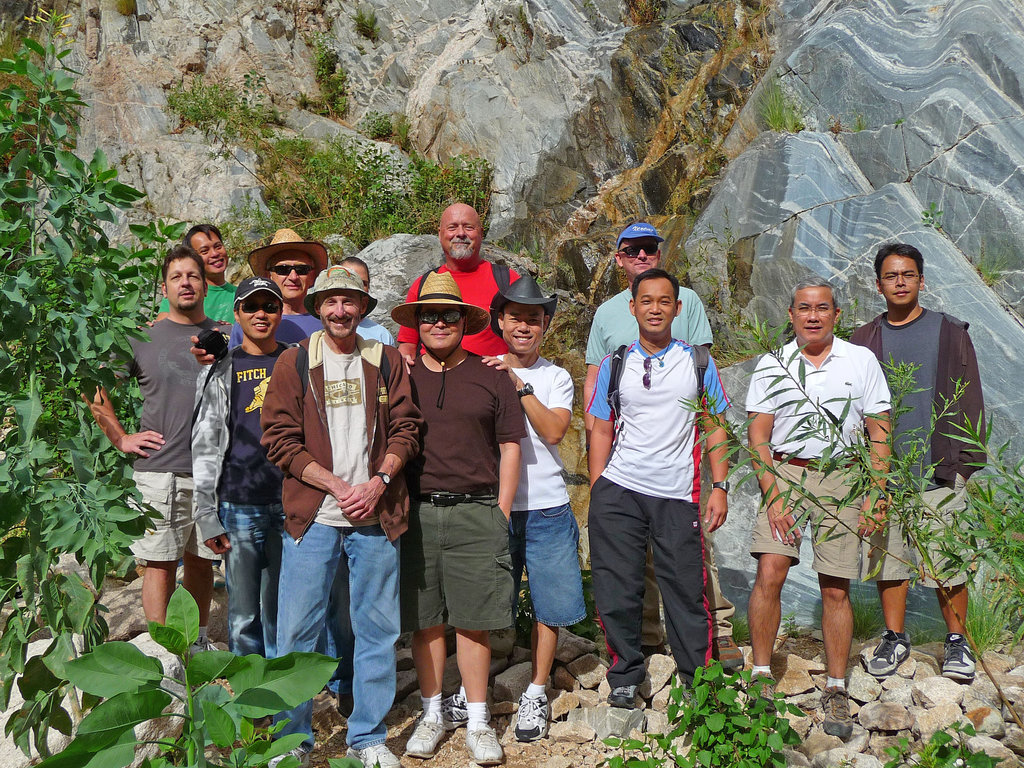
[390,271,491,335]
[304,266,378,316]
[248,228,329,277]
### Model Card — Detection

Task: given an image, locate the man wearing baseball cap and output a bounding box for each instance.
[583,222,741,670]
[192,276,288,658]
[261,266,422,768]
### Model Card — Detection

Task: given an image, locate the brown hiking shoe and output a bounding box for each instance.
[821,686,854,740]
[712,636,744,671]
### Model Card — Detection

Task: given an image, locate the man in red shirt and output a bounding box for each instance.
[396,203,518,364]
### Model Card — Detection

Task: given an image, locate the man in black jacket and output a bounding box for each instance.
[851,242,985,683]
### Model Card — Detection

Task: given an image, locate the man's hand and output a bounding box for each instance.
[204,534,231,554]
[398,342,417,374]
[190,335,217,367]
[480,355,523,390]
[116,430,165,457]
[768,501,801,545]
[858,497,888,536]
[339,477,385,520]
[703,487,728,532]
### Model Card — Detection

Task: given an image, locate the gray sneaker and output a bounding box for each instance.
[821,686,854,740]
[864,629,911,678]
[347,743,401,768]
[607,684,638,709]
[405,714,444,758]
[942,633,976,681]
[267,747,310,768]
[514,692,549,742]
[441,691,469,730]
[465,724,504,765]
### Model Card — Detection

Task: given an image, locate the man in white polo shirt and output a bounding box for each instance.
[745,277,890,741]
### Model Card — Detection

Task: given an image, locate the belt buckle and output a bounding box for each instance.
[430,492,462,507]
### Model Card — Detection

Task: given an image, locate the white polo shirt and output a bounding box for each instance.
[745,337,890,459]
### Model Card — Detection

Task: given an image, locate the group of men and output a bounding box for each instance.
[88,202,985,764]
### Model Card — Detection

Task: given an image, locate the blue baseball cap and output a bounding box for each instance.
[616,222,664,250]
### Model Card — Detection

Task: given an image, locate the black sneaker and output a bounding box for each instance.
[608,684,638,709]
[942,633,976,681]
[821,686,854,740]
[864,629,911,678]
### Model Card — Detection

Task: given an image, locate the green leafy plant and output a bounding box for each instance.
[393,113,412,152]
[352,7,380,42]
[604,662,802,768]
[358,110,393,141]
[757,78,804,133]
[115,0,137,16]
[921,202,943,230]
[41,589,344,767]
[975,244,1007,287]
[309,33,348,117]
[883,722,1001,767]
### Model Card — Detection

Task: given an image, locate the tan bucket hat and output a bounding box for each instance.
[248,228,329,277]
[390,271,491,335]
[304,266,377,316]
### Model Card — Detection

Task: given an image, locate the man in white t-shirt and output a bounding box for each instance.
[482,276,586,743]
[745,277,890,742]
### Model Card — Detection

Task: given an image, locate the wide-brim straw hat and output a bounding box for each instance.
[304,266,378,316]
[248,228,329,277]
[489,275,557,336]
[391,271,491,335]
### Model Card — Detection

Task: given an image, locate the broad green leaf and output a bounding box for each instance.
[64,641,163,696]
[36,727,136,768]
[705,712,726,732]
[228,652,336,711]
[73,689,171,749]
[164,587,200,646]
[186,649,236,687]
[326,759,363,768]
[12,389,43,444]
[201,699,236,747]
[148,622,188,657]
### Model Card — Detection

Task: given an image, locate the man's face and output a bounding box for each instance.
[162,257,206,312]
[629,276,680,335]
[439,204,483,264]
[317,291,367,343]
[345,262,371,292]
[267,251,316,303]
[615,237,662,287]
[499,302,548,356]
[234,290,282,344]
[788,286,839,348]
[418,304,465,357]
[189,231,227,282]
[877,254,923,311]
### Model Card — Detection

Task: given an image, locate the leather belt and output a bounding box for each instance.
[772,451,823,469]
[416,491,496,507]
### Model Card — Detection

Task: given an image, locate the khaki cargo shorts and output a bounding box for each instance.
[131,471,217,563]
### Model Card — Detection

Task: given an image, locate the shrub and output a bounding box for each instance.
[358,110,393,141]
[393,113,412,152]
[625,0,662,25]
[309,33,348,116]
[115,0,136,15]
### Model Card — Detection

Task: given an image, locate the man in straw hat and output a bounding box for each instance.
[481,275,585,743]
[260,266,422,768]
[392,271,525,766]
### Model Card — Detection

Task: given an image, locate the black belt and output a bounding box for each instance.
[416,491,496,507]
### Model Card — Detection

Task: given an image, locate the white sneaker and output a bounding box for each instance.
[187,637,217,657]
[405,714,444,758]
[267,747,309,768]
[514,692,549,742]
[347,743,401,768]
[465,725,503,765]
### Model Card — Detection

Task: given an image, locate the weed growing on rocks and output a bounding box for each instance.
[353,7,380,43]
[882,722,1001,768]
[758,77,805,132]
[358,110,393,140]
[309,32,348,116]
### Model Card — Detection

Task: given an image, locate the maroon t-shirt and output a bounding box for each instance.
[408,355,526,494]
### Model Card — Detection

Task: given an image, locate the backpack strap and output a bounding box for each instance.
[605,344,629,433]
[296,344,309,397]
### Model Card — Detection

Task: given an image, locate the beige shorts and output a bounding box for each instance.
[131,472,216,562]
[749,462,863,579]
[863,475,968,588]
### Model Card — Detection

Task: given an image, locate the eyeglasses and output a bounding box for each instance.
[793,303,834,315]
[617,243,659,259]
[643,356,653,390]
[239,300,282,314]
[270,264,313,276]
[880,271,921,284]
[418,309,464,325]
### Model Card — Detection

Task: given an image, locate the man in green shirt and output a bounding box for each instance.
[157,224,236,322]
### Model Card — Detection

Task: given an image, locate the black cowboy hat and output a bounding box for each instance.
[489,275,558,336]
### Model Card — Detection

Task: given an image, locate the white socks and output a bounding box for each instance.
[421,693,442,722]
[826,677,846,690]
[466,701,489,731]
[752,665,771,677]
[525,682,546,699]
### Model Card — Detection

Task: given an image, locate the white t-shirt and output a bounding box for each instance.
[511,358,573,512]
[317,346,372,528]
[587,340,730,502]
[745,337,891,459]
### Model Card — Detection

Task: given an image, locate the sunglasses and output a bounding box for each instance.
[269,264,314,276]
[239,300,282,314]
[418,309,464,325]
[617,243,659,259]
[643,356,653,390]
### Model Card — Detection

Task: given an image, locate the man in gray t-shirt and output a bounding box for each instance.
[88,246,220,648]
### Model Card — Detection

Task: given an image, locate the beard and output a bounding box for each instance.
[449,239,476,262]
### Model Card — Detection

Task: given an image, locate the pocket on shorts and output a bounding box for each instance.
[539,503,571,519]
[133,471,173,512]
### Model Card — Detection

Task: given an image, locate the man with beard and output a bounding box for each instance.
[261,266,422,768]
[88,245,221,645]
[396,204,519,365]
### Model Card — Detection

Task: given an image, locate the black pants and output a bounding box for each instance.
[589,477,711,687]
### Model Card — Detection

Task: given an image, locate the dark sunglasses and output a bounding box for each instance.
[418,309,464,325]
[269,264,314,276]
[617,243,659,259]
[239,300,282,314]
[643,356,653,390]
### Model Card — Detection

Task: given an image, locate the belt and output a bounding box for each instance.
[772,451,823,469]
[416,491,496,507]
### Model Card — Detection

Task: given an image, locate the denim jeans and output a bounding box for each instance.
[274,522,400,750]
[509,503,587,627]
[218,502,283,657]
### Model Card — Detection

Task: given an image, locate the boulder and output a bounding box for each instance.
[965,706,1007,739]
[967,735,1019,763]
[554,630,598,664]
[548,720,596,744]
[494,661,533,703]
[848,667,883,704]
[568,705,646,740]
[551,690,580,719]
[566,654,608,690]
[811,748,882,768]
[638,654,676,699]
[911,701,962,741]
[911,676,965,709]
[858,701,913,732]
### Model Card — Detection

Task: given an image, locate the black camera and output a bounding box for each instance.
[196,328,229,361]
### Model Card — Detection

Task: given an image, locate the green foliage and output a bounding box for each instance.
[393,113,412,152]
[975,244,1007,287]
[358,110,393,141]
[44,589,340,768]
[114,0,137,16]
[731,613,750,645]
[308,33,348,117]
[921,202,943,230]
[352,7,380,43]
[965,580,1022,654]
[758,78,804,133]
[604,663,802,768]
[167,71,279,147]
[0,16,184,755]
[883,722,1002,767]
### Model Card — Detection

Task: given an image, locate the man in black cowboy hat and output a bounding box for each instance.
[481,275,586,743]
[391,271,526,766]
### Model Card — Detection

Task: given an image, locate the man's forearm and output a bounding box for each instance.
[497,442,521,516]
[85,387,127,448]
[300,460,347,500]
[583,365,598,441]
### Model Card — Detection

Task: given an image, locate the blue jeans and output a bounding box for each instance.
[218,502,283,657]
[274,523,400,751]
[509,503,587,626]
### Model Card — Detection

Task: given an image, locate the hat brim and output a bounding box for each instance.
[234,285,284,307]
[249,241,329,277]
[391,298,491,336]
[488,294,557,336]
[305,289,379,317]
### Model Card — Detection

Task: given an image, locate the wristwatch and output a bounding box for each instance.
[712,481,730,493]
[517,383,535,399]
[376,471,391,486]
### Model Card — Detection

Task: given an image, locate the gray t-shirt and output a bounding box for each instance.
[129,317,218,474]
[880,309,942,481]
